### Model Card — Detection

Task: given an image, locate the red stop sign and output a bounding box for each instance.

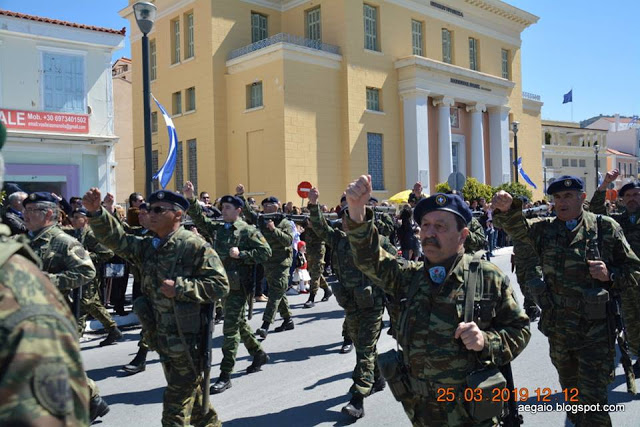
[297,181,313,198]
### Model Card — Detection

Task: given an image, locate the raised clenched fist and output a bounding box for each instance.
[83,187,102,213]
[491,190,513,213]
[183,181,195,199]
[308,187,319,204]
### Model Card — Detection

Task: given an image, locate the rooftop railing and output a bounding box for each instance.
[229,33,341,60]
[522,91,541,101]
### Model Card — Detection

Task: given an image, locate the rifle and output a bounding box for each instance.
[522,205,549,218]
[200,302,215,412]
[499,363,524,426]
[257,211,338,226]
[595,215,636,395]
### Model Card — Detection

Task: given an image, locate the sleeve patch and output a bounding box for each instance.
[32,362,73,417]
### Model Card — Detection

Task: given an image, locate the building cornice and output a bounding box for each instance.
[226,41,342,74]
[522,97,543,114]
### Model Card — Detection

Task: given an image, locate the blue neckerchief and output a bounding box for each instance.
[224,223,232,229]
[428,266,447,285]
[152,237,163,249]
[630,215,637,225]
[565,219,578,230]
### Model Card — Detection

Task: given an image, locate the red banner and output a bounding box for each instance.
[0,108,89,134]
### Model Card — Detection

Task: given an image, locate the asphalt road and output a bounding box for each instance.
[81,247,639,426]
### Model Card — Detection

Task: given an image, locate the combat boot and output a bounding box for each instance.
[634,360,640,377]
[303,292,316,309]
[340,338,353,354]
[89,395,110,422]
[525,305,541,322]
[99,326,123,347]
[246,350,270,373]
[274,317,294,332]
[256,321,270,339]
[211,372,232,394]
[321,287,333,302]
[123,346,148,374]
[341,394,364,419]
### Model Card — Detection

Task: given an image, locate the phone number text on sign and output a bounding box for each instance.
[0,108,89,134]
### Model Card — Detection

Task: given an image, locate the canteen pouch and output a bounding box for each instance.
[465,367,506,422]
[583,288,609,320]
[526,277,552,310]
[378,349,412,402]
[354,285,374,309]
[174,301,201,334]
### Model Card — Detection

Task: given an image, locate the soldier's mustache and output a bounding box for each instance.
[422,237,440,248]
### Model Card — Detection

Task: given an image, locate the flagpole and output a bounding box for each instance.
[571,87,574,122]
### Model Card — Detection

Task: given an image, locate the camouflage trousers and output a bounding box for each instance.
[515,271,536,310]
[620,286,640,355]
[77,283,116,336]
[549,333,614,427]
[262,266,291,325]
[400,394,497,427]
[160,344,220,427]
[134,296,158,351]
[221,290,262,374]
[308,252,329,294]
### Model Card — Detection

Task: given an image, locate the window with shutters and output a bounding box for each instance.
[501,49,510,79]
[571,159,577,167]
[306,7,321,42]
[152,150,159,192]
[172,91,182,115]
[366,87,381,112]
[175,141,184,191]
[188,139,198,192]
[545,158,553,167]
[151,112,158,133]
[42,52,85,113]
[469,37,478,71]
[442,29,452,64]
[367,133,384,190]
[251,12,268,43]
[171,19,181,64]
[186,87,196,112]
[150,39,157,80]
[562,158,569,167]
[412,20,423,56]
[246,82,263,109]
[579,159,586,167]
[185,12,194,59]
[364,4,378,51]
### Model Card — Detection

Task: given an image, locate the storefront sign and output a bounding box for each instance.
[0,108,89,134]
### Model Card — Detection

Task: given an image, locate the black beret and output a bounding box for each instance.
[148,190,189,211]
[23,192,59,207]
[546,175,584,195]
[413,193,472,225]
[619,181,640,197]
[4,183,23,195]
[72,208,88,216]
[369,197,379,203]
[220,195,244,208]
[261,196,279,205]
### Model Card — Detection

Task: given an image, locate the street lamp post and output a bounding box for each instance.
[594,143,600,189]
[133,2,157,198]
[543,166,547,193]
[511,121,520,183]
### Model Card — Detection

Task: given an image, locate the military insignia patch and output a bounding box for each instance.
[73,246,88,259]
[157,191,165,199]
[428,266,447,284]
[564,179,572,187]
[435,195,447,206]
[33,362,73,417]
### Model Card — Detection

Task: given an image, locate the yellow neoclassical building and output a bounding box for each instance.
[120,0,544,203]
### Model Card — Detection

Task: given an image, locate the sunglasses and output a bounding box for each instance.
[149,206,176,214]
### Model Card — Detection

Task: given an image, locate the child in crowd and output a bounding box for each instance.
[292,241,310,294]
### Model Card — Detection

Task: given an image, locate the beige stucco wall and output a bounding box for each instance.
[113,73,134,201]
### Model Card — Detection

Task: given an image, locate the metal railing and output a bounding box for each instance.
[522,91,541,101]
[228,33,341,60]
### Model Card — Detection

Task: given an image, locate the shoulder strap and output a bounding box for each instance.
[464,252,484,323]
[596,214,603,256]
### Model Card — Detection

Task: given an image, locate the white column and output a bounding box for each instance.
[401,89,431,193]
[488,105,511,185]
[466,103,486,183]
[434,96,454,183]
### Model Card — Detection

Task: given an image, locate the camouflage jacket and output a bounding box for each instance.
[258,217,294,269]
[590,189,640,256]
[26,225,96,294]
[90,207,229,306]
[64,226,114,266]
[308,203,396,288]
[187,198,271,285]
[304,227,326,260]
[494,199,640,296]
[0,224,89,425]
[346,210,530,384]
[374,211,395,237]
[464,217,486,253]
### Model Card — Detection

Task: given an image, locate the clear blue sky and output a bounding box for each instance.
[1,0,638,123]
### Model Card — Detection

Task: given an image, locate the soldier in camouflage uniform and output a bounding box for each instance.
[249,196,296,338]
[369,197,396,238]
[302,218,333,308]
[493,175,640,427]
[86,187,229,427]
[345,175,531,426]
[590,169,640,375]
[308,187,393,420]
[183,181,272,395]
[66,207,123,345]
[0,122,91,426]
[22,192,110,422]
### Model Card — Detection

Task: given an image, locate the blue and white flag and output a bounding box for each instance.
[629,115,639,128]
[562,89,573,104]
[152,95,178,189]
[516,157,537,189]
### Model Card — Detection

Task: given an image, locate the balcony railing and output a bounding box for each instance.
[522,91,541,101]
[228,33,341,60]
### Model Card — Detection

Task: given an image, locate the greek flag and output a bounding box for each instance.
[151,95,178,189]
[516,157,538,189]
[629,115,639,128]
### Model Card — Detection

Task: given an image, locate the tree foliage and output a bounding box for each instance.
[492,181,533,201]
[434,177,494,201]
